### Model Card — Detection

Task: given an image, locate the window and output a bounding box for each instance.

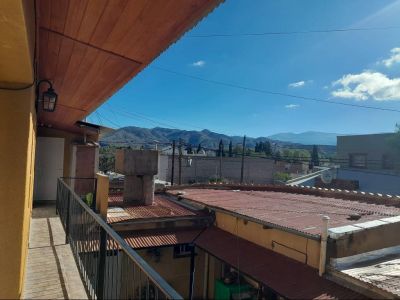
[349,154,367,168]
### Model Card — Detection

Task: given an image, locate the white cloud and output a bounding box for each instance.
[381,47,400,67]
[331,71,400,101]
[285,104,300,109]
[191,60,205,67]
[288,81,305,88]
[288,80,313,88]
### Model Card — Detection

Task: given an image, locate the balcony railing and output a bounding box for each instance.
[56,178,183,300]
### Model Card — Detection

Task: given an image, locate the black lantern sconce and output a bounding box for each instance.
[36,79,58,112]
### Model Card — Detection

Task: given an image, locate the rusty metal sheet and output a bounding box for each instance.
[107,194,197,224]
[121,229,203,249]
[168,189,400,237]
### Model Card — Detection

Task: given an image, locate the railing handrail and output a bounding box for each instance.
[59,178,183,300]
[60,176,97,179]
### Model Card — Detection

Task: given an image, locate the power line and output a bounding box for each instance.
[188,25,400,38]
[95,111,104,126]
[96,110,122,129]
[110,103,206,131]
[107,105,181,130]
[152,66,400,113]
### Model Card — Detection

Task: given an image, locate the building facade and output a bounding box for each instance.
[337,133,399,171]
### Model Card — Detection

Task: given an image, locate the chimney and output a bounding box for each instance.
[115,149,158,205]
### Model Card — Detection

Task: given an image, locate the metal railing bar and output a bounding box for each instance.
[61,176,97,179]
[58,179,183,300]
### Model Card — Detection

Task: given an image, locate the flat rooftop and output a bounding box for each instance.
[167,187,400,237]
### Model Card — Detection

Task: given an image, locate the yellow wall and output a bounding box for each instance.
[0,88,36,298]
[0,0,34,86]
[138,247,206,299]
[0,0,36,297]
[96,173,109,219]
[215,212,321,269]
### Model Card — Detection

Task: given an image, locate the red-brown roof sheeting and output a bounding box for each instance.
[195,227,364,300]
[107,194,198,224]
[168,188,400,236]
[120,228,203,249]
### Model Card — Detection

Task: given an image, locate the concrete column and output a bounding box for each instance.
[143,175,155,205]
[123,175,154,205]
[123,175,143,203]
[115,149,158,205]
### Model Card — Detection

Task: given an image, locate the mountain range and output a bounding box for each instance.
[100,126,338,153]
[268,131,339,146]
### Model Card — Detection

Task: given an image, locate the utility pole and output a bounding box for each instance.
[178,139,183,185]
[171,140,175,186]
[240,135,246,183]
[219,142,223,180]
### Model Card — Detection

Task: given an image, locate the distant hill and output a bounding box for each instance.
[100,126,337,155]
[268,131,339,146]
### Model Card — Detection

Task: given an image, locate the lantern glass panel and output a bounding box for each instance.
[42,89,57,112]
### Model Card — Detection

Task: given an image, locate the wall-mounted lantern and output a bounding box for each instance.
[186,157,193,167]
[36,79,58,112]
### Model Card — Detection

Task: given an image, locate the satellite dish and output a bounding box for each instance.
[321,170,334,184]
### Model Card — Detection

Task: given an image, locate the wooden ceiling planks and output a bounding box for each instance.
[100,0,148,52]
[76,0,108,43]
[37,0,221,132]
[49,0,69,33]
[64,0,89,37]
[120,0,216,63]
[89,0,130,46]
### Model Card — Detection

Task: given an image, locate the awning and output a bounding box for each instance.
[195,227,364,300]
[120,228,203,249]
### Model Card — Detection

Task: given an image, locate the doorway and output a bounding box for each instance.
[33,137,64,201]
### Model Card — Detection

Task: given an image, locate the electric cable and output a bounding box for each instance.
[152,66,400,113]
[188,25,400,38]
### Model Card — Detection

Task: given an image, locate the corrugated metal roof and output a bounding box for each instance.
[168,189,400,237]
[195,227,364,300]
[107,194,197,224]
[120,228,203,249]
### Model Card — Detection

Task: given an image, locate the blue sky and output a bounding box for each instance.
[88,0,400,137]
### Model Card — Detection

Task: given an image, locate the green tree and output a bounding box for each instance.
[388,123,400,153]
[311,145,320,166]
[274,150,281,160]
[99,146,116,172]
[282,149,290,160]
[264,141,272,156]
[197,143,202,153]
[186,144,193,154]
[293,150,300,160]
[228,140,233,157]
[217,139,225,157]
[233,145,241,155]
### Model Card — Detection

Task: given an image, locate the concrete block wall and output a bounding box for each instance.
[158,154,275,184]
